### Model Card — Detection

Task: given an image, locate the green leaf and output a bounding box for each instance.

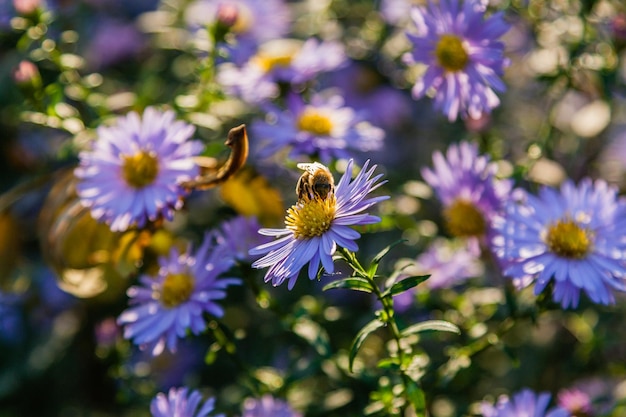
[401,320,461,337]
[349,318,385,372]
[382,275,431,297]
[367,239,407,276]
[376,357,400,370]
[323,277,374,293]
[405,379,426,417]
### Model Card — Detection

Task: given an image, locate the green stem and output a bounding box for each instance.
[338,247,423,415]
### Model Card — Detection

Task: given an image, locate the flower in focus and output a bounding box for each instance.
[557,388,592,417]
[150,387,224,417]
[422,141,511,251]
[251,92,384,163]
[241,394,302,417]
[403,0,511,121]
[217,38,346,104]
[250,160,388,289]
[75,107,203,232]
[491,179,626,309]
[211,215,272,263]
[117,234,240,355]
[481,388,571,417]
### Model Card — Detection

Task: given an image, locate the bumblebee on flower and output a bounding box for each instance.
[250,160,389,290]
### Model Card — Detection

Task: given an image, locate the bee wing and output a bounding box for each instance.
[297,162,326,173]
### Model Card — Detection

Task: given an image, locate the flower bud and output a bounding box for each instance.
[13,0,40,16]
[12,60,42,92]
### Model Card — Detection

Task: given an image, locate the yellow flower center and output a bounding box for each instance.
[443,199,487,237]
[435,34,469,72]
[297,110,333,136]
[161,272,194,308]
[544,219,591,259]
[252,52,293,73]
[121,150,159,188]
[285,195,336,239]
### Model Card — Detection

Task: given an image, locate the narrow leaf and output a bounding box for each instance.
[401,320,461,337]
[382,275,431,297]
[405,379,427,417]
[323,277,374,293]
[349,318,385,372]
[368,239,407,276]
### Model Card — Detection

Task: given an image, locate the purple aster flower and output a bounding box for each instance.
[421,141,511,251]
[324,62,413,130]
[249,160,389,290]
[151,387,224,417]
[85,19,146,70]
[185,0,290,64]
[403,0,511,121]
[241,394,302,417]
[392,238,483,312]
[211,215,272,263]
[251,92,385,163]
[117,234,240,355]
[75,107,203,232]
[481,388,571,417]
[491,179,626,309]
[217,38,347,105]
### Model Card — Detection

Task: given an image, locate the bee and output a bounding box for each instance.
[295,162,335,201]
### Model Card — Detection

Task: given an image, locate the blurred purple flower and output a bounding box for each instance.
[85,19,146,70]
[0,292,23,345]
[150,387,224,417]
[422,141,511,251]
[117,234,240,355]
[403,0,511,121]
[211,215,272,263]
[75,107,203,232]
[251,92,384,163]
[250,160,388,290]
[491,179,626,309]
[217,38,347,104]
[241,394,302,417]
[481,388,571,417]
[324,63,413,130]
[392,238,483,311]
[185,0,290,64]
[0,1,14,30]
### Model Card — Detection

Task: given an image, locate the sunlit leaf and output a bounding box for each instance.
[349,318,385,372]
[400,320,461,337]
[382,275,431,297]
[367,239,407,277]
[323,276,374,293]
